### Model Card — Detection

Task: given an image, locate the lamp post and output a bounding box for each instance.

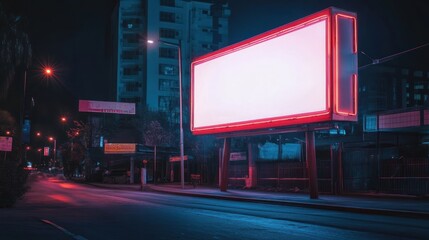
[49,136,57,166]
[148,39,185,189]
[37,148,43,167]
[20,67,54,158]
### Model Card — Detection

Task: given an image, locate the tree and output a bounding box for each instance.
[0,110,15,134]
[61,120,91,178]
[0,4,32,100]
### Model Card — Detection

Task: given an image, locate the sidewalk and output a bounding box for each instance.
[88,182,429,219]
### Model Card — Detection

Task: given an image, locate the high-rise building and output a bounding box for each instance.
[109,0,230,120]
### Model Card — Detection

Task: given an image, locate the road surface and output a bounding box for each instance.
[1,172,428,239]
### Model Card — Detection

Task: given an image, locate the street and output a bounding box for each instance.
[1,173,428,240]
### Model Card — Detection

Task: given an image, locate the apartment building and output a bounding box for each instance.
[110,0,230,119]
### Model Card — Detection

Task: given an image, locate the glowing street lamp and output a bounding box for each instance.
[147,38,185,189]
[44,68,53,76]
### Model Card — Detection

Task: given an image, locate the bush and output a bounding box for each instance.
[0,160,29,208]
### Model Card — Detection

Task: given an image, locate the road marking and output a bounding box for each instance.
[41,219,87,240]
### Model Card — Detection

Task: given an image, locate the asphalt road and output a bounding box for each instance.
[1,173,428,240]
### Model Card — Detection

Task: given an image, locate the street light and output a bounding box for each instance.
[48,136,57,165]
[20,66,54,157]
[37,148,43,167]
[44,68,53,76]
[147,39,185,189]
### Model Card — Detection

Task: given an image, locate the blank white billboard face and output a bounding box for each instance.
[192,8,358,135]
[192,19,327,131]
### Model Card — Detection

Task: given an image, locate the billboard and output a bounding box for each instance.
[104,143,136,154]
[0,136,12,152]
[191,7,357,135]
[79,100,135,115]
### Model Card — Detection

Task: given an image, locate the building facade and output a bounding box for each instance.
[110,0,230,119]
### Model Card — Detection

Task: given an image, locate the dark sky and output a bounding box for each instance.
[2,0,429,137]
[228,0,429,68]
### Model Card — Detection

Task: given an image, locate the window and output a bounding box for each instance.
[415,94,421,100]
[158,96,178,112]
[202,44,213,50]
[122,49,140,60]
[414,71,423,77]
[125,82,140,92]
[122,18,141,29]
[121,97,141,103]
[160,12,175,23]
[123,33,139,44]
[202,9,209,15]
[160,0,175,7]
[123,65,140,76]
[159,47,177,59]
[159,64,177,76]
[159,79,178,91]
[415,84,424,90]
[160,28,178,39]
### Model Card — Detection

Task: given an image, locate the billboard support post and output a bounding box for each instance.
[220,138,231,192]
[306,130,318,199]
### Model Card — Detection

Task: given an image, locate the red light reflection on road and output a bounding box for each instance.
[48,194,73,203]
[59,183,78,189]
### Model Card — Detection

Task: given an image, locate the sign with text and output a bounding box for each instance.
[104,143,136,154]
[0,136,12,152]
[79,100,135,115]
[230,152,247,161]
[191,7,357,134]
[169,155,191,162]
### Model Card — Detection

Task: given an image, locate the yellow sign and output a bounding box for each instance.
[104,143,136,154]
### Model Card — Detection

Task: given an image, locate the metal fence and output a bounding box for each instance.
[225,144,429,196]
[343,146,429,196]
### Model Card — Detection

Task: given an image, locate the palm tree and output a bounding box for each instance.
[0,4,32,100]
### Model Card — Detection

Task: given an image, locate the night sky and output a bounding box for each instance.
[2,0,429,137]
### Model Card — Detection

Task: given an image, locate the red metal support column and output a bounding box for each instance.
[220,138,231,192]
[248,142,257,188]
[306,130,319,199]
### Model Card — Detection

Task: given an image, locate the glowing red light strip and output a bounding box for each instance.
[192,111,332,135]
[337,13,357,53]
[353,74,358,115]
[326,13,332,114]
[334,13,357,116]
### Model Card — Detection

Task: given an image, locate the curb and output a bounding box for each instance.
[149,186,429,220]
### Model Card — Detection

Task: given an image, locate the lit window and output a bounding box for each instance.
[159,79,178,91]
[159,64,177,76]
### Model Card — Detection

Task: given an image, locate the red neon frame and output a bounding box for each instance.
[191,7,357,135]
